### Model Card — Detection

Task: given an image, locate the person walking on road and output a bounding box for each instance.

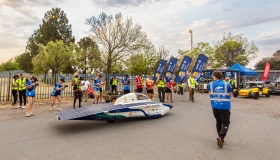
[208,71,233,148]
[50,78,66,111]
[188,73,198,102]
[156,75,165,102]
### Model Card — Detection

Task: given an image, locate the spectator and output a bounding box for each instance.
[25,75,38,117]
[50,78,66,111]
[81,77,90,102]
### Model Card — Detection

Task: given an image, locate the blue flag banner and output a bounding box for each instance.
[153,59,167,83]
[191,54,208,80]
[174,56,192,83]
[164,57,178,82]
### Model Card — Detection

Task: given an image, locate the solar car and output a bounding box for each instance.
[56,93,173,122]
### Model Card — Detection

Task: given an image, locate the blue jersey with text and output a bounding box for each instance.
[26,80,36,97]
[51,82,62,96]
[207,80,232,110]
[122,78,130,91]
[94,78,101,91]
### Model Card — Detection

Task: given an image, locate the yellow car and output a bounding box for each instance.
[233,81,271,99]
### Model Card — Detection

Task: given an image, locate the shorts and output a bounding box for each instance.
[147,89,153,94]
[51,92,61,97]
[124,90,130,94]
[100,88,102,92]
[165,88,171,93]
[136,88,143,93]
[95,91,100,95]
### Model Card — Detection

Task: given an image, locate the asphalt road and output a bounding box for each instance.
[0,92,280,160]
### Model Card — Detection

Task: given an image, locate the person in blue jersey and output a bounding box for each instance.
[207,71,233,148]
[93,74,104,104]
[25,75,38,117]
[50,78,66,111]
[122,74,130,94]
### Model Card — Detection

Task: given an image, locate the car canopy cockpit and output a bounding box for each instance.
[114,93,151,104]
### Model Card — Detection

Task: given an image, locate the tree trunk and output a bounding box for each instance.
[105,59,112,90]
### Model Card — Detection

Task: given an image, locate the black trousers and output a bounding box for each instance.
[158,87,165,102]
[111,85,117,93]
[178,86,183,95]
[12,89,18,105]
[73,91,82,107]
[213,108,231,139]
[19,89,26,106]
[124,90,130,95]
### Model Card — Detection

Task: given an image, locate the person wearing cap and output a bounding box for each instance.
[156,75,166,102]
[71,72,82,108]
[50,78,66,111]
[135,73,143,93]
[122,74,130,94]
[24,75,38,117]
[208,70,233,148]
[11,75,19,107]
[188,73,198,102]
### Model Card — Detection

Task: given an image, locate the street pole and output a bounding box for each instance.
[189,30,193,51]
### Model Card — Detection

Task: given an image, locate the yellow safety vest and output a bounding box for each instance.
[112,79,117,86]
[142,77,145,86]
[74,77,81,89]
[178,84,183,87]
[189,78,195,87]
[18,78,26,90]
[12,79,19,90]
[230,80,236,86]
[157,80,165,88]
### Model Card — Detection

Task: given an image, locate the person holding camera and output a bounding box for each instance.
[50,78,66,111]
[11,75,19,107]
[156,75,166,102]
[122,75,130,94]
[81,77,90,102]
[72,72,83,108]
[24,75,37,117]
[93,74,104,104]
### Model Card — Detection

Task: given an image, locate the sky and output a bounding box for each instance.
[0,0,279,69]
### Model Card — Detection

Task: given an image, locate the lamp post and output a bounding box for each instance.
[189,30,193,51]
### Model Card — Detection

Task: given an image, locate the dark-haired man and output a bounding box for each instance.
[18,74,27,109]
[208,71,233,148]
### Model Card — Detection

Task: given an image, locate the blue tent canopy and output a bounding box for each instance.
[228,63,257,76]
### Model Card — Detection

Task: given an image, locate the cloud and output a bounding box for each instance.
[91,0,162,7]
[239,16,280,28]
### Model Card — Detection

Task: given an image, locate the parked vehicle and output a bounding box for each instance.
[233,81,271,99]
[270,80,280,95]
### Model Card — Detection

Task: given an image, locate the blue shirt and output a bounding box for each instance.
[51,82,62,96]
[94,78,101,91]
[207,80,232,110]
[26,80,36,97]
[122,78,130,91]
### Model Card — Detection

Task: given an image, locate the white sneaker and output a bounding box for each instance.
[17,106,21,109]
[21,106,26,109]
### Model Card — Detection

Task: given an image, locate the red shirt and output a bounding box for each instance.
[136,76,143,89]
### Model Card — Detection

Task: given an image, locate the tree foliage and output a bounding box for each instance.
[86,12,151,75]
[73,37,101,74]
[254,50,280,70]
[18,8,75,73]
[0,60,20,71]
[32,40,73,76]
[214,33,258,67]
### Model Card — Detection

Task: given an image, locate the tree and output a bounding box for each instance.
[32,40,73,76]
[15,53,33,72]
[73,37,101,74]
[86,12,151,88]
[254,50,280,70]
[0,60,19,71]
[18,8,75,72]
[214,33,258,67]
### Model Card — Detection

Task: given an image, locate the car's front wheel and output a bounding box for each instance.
[253,92,259,99]
[266,91,270,97]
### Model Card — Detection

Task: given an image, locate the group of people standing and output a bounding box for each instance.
[11,74,38,117]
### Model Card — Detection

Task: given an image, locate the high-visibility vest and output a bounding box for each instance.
[178,83,183,87]
[18,78,26,90]
[189,78,195,87]
[209,81,231,109]
[146,80,154,89]
[74,77,81,89]
[12,79,19,90]
[157,80,165,88]
[230,80,236,86]
[142,77,145,86]
[112,79,118,86]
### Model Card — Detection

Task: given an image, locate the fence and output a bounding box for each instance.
[0,73,138,102]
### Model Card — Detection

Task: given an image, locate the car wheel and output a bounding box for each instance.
[233,91,238,97]
[253,92,259,99]
[266,91,270,97]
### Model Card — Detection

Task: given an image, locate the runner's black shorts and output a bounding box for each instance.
[147,89,153,94]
